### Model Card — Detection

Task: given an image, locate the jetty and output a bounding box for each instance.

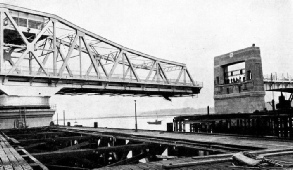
[1,126,293,169]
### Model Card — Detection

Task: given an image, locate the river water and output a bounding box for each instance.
[55,115,176,131]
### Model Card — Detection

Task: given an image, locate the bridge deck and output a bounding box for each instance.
[62,126,293,169]
[2,126,293,169]
[63,126,293,150]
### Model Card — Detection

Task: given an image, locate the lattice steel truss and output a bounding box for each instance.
[0,4,202,97]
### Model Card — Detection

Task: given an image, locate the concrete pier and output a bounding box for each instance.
[0,95,54,129]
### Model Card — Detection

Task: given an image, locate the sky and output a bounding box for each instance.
[1,0,293,118]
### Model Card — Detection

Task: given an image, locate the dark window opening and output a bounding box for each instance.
[227,88,229,94]
[28,20,43,30]
[247,70,252,80]
[11,17,43,30]
[216,77,219,84]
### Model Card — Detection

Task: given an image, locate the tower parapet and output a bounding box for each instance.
[214,45,265,114]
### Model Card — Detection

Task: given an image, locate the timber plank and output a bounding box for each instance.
[0,134,33,170]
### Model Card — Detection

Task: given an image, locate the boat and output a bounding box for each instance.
[74,119,82,127]
[147,119,162,125]
[147,113,162,125]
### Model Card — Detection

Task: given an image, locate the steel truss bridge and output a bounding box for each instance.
[264,74,293,92]
[0,4,202,97]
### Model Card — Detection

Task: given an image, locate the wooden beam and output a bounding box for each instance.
[58,141,90,151]
[44,164,89,170]
[9,131,65,138]
[19,149,49,170]
[18,136,93,144]
[32,149,94,160]
[32,143,150,160]
[107,152,147,167]
[25,142,46,149]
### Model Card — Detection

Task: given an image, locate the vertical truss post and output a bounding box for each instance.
[183,67,186,85]
[29,52,32,75]
[79,36,82,78]
[156,62,160,83]
[52,19,57,76]
[122,53,125,80]
[0,10,3,73]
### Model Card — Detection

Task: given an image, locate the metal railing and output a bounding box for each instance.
[263,73,293,82]
[2,66,203,87]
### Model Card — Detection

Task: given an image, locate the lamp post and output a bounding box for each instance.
[134,100,137,132]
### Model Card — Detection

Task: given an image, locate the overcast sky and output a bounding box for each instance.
[2,0,293,118]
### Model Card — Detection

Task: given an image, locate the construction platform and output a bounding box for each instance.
[0,132,47,170]
[1,126,293,169]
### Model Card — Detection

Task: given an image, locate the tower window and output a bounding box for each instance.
[247,70,252,80]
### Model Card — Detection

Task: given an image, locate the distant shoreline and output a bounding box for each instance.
[54,113,206,121]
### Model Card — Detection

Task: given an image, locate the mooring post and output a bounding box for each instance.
[207,105,209,116]
[63,110,65,126]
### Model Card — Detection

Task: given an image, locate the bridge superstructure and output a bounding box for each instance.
[0,3,202,128]
[263,74,293,92]
[0,3,201,97]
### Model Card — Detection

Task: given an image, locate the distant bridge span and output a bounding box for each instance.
[0,3,202,98]
[263,74,293,93]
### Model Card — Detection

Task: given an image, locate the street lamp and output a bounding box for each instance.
[134,100,138,132]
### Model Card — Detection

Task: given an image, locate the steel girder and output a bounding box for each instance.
[0,3,202,97]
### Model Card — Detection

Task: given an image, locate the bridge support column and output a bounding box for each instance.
[0,95,55,129]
